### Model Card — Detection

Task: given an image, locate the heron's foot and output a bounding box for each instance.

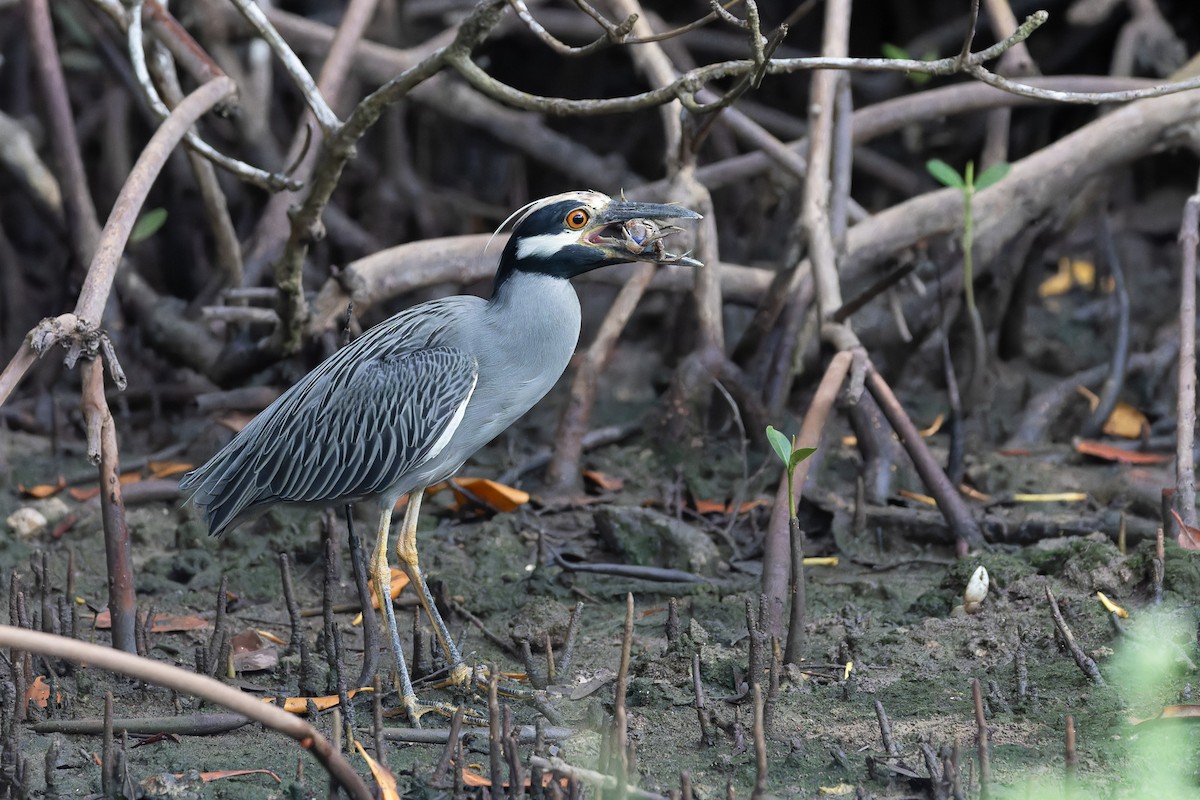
[398,692,488,727]
[430,662,535,701]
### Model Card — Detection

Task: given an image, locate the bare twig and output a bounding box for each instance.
[1081,216,1131,439]
[226,0,340,132]
[0,75,237,407]
[507,0,636,56]
[26,0,101,266]
[865,361,986,552]
[973,677,990,797]
[122,0,297,191]
[529,756,667,800]
[1176,190,1199,527]
[82,358,136,653]
[614,593,635,791]
[0,625,372,800]
[1064,715,1077,780]
[1044,586,1104,685]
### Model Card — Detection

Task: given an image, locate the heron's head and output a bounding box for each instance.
[494,190,701,288]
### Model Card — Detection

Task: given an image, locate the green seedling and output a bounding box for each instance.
[925,158,1010,398]
[130,207,168,244]
[881,43,938,85]
[765,425,816,518]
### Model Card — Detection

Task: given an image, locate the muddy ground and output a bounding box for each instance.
[3,339,1199,799]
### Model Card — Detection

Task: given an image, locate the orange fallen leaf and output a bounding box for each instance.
[27,675,52,708]
[1040,258,1103,298]
[353,568,411,624]
[262,687,373,714]
[583,470,625,492]
[462,766,491,787]
[193,769,281,783]
[919,413,945,437]
[1170,508,1200,551]
[149,461,194,479]
[255,629,287,646]
[396,479,530,513]
[1072,439,1172,465]
[94,610,208,632]
[69,471,144,501]
[440,478,529,512]
[898,489,937,506]
[461,764,566,789]
[960,485,991,502]
[355,741,400,800]
[1075,387,1149,439]
[1129,704,1200,725]
[693,499,769,514]
[18,476,66,498]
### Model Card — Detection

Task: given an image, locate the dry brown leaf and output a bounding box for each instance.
[1076,387,1150,439]
[18,476,66,498]
[693,499,768,514]
[918,413,945,437]
[194,770,281,783]
[898,489,937,506]
[583,469,625,491]
[1073,439,1172,465]
[356,742,400,800]
[1040,257,1098,297]
[69,471,143,502]
[231,629,279,672]
[1129,704,1200,725]
[148,461,194,479]
[430,477,529,512]
[1012,492,1088,503]
[960,485,992,502]
[94,610,208,632]
[26,675,51,708]
[255,629,287,646]
[261,687,373,714]
[1169,508,1200,551]
[462,766,491,787]
[1103,402,1150,439]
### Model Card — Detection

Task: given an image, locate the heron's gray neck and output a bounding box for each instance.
[481,270,582,387]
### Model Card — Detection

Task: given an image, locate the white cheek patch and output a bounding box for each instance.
[516,230,582,259]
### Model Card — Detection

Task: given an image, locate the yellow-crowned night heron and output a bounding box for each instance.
[180,190,700,722]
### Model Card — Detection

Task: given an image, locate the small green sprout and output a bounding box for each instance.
[880,43,937,85]
[130,208,168,244]
[925,158,1011,397]
[765,425,816,519]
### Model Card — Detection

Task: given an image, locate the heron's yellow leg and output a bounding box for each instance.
[395,489,473,687]
[370,502,429,725]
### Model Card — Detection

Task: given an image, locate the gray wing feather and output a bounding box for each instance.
[180,300,479,535]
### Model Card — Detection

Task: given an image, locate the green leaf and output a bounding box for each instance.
[788,447,817,472]
[926,159,965,189]
[130,208,168,244]
[765,425,792,468]
[975,162,1011,191]
[881,43,910,60]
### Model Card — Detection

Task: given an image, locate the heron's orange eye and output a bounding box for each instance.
[565,208,590,229]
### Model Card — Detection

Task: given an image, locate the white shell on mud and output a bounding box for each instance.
[964,565,989,606]
[6,507,48,539]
